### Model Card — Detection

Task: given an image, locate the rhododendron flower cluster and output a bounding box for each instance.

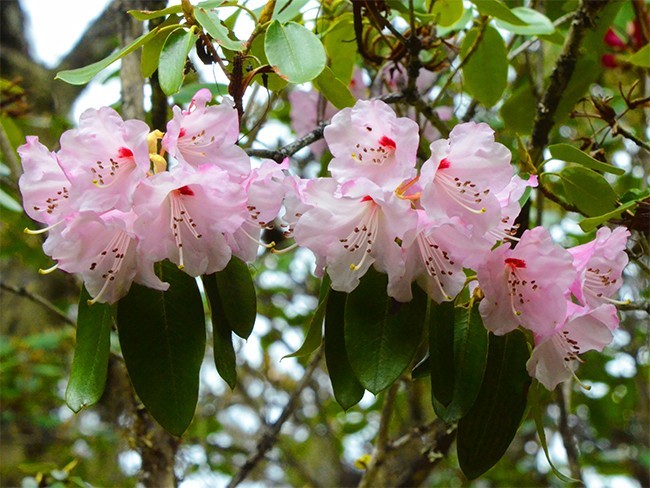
[18,94,631,391]
[19,89,286,305]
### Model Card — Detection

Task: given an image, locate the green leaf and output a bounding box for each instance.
[313,66,355,109]
[128,0,224,20]
[117,261,206,436]
[213,257,257,339]
[141,21,183,78]
[272,0,310,23]
[500,81,537,135]
[194,7,245,51]
[578,200,637,232]
[249,33,288,92]
[457,330,532,480]
[202,275,237,389]
[627,44,650,68]
[56,27,161,85]
[430,0,464,27]
[325,290,365,410]
[323,15,356,85]
[411,354,430,379]
[461,25,508,108]
[284,277,329,359]
[344,270,427,394]
[559,166,618,217]
[548,143,626,175]
[0,187,22,212]
[265,20,326,83]
[65,287,112,413]
[158,27,199,95]
[429,300,456,406]
[470,0,527,25]
[495,7,554,35]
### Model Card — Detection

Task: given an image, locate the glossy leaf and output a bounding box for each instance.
[313,66,355,110]
[344,270,427,394]
[194,7,244,51]
[202,275,237,389]
[272,0,310,23]
[579,200,637,232]
[249,33,288,92]
[627,44,650,68]
[213,257,257,339]
[428,300,456,406]
[500,81,537,134]
[457,330,532,480]
[265,20,326,83]
[141,22,183,78]
[128,0,224,20]
[323,15,356,85]
[117,261,205,436]
[158,27,199,95]
[411,354,430,379]
[470,0,527,25]
[461,25,507,108]
[560,166,618,217]
[548,143,626,175]
[430,0,464,27]
[285,277,330,359]
[65,287,112,413]
[325,290,365,410]
[495,7,554,36]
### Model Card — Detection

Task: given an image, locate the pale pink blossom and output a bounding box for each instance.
[18,136,75,225]
[478,227,576,337]
[567,226,630,308]
[163,90,250,177]
[43,210,166,304]
[526,302,619,390]
[133,166,248,277]
[58,107,151,213]
[485,174,538,245]
[324,99,419,189]
[420,122,514,233]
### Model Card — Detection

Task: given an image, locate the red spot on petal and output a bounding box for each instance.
[505,258,527,269]
[378,136,396,150]
[438,158,451,170]
[177,185,195,196]
[361,195,374,202]
[118,147,133,159]
[179,128,187,138]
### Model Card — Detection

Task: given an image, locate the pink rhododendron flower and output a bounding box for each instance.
[163,90,250,178]
[324,99,419,189]
[420,122,513,233]
[478,227,576,337]
[43,210,167,304]
[133,166,248,277]
[18,136,75,225]
[526,302,619,390]
[58,107,151,213]
[485,174,538,245]
[568,226,630,308]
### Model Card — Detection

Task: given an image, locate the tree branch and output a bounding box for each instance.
[0,281,75,326]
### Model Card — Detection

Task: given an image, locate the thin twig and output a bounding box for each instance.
[611,124,650,152]
[556,386,584,483]
[0,281,75,326]
[227,347,324,488]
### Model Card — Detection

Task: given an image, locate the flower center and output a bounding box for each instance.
[91,146,135,187]
[338,201,380,271]
[416,233,455,301]
[351,134,396,165]
[435,170,488,214]
[170,189,202,269]
[88,229,132,304]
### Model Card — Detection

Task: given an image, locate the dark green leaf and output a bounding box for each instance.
[500,81,537,135]
[117,261,205,436]
[429,301,456,406]
[461,25,508,108]
[284,277,329,359]
[265,20,326,83]
[470,0,527,25]
[202,275,237,389]
[313,66,355,109]
[65,287,112,413]
[194,7,245,51]
[345,270,427,394]
[560,166,618,217]
[457,330,532,480]
[549,143,626,175]
[495,7,554,35]
[325,290,365,410]
[411,354,430,379]
[159,27,199,95]
[213,257,257,339]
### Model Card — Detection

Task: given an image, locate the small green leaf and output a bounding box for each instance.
[56,28,161,85]
[0,187,22,212]
[128,0,224,20]
[559,166,618,217]
[141,22,183,79]
[345,270,427,394]
[457,330,532,480]
[117,261,206,436]
[202,275,237,389]
[461,25,508,108]
[213,257,257,339]
[265,20,326,83]
[495,7,554,36]
[284,277,329,359]
[626,43,650,68]
[272,0,310,23]
[158,27,199,95]
[548,143,626,175]
[65,287,112,413]
[323,15,356,85]
[325,290,365,410]
[430,0,464,27]
[579,200,637,232]
[313,66,355,109]
[194,7,244,51]
[470,0,527,25]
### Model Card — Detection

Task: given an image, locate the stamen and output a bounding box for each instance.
[24,220,65,235]
[272,242,299,254]
[39,263,59,274]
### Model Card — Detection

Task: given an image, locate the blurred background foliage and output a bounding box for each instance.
[0,0,648,486]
